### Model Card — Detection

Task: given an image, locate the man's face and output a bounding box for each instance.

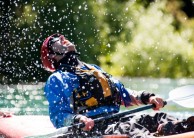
[51,35,76,54]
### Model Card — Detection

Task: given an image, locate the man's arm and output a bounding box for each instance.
[113,79,164,110]
[127,89,164,110]
[44,73,76,128]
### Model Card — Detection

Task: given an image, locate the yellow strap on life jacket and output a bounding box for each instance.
[85,97,98,107]
[93,70,111,97]
[80,64,112,98]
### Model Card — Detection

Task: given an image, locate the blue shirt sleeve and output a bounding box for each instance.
[44,71,79,128]
[111,78,132,107]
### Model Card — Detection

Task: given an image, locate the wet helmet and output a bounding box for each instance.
[41,33,63,72]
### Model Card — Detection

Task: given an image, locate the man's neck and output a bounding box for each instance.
[58,51,80,67]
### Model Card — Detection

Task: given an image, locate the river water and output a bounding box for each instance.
[0,78,193,119]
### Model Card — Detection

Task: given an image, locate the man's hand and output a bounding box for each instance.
[149,96,164,110]
[79,116,94,131]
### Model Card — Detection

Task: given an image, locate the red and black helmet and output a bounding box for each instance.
[41,33,63,72]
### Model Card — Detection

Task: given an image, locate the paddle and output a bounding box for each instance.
[167,85,194,108]
[26,85,194,138]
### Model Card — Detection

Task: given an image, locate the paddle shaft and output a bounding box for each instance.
[75,101,167,128]
[66,103,159,129]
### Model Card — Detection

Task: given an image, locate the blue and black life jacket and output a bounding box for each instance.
[59,63,121,114]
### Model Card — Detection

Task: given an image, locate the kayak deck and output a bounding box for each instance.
[0,115,194,138]
[0,115,56,138]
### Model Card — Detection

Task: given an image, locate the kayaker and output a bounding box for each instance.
[41,33,194,137]
[0,111,13,118]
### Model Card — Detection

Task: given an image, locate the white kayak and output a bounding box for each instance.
[0,115,55,138]
[0,115,194,138]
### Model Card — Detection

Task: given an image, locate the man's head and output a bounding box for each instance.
[41,33,76,72]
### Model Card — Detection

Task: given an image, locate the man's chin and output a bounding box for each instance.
[65,51,80,56]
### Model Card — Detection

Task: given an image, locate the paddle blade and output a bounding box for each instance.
[168,85,194,108]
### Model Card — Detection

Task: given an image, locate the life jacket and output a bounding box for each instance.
[59,63,121,114]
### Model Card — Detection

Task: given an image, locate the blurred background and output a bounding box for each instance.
[1,0,194,84]
[0,0,194,116]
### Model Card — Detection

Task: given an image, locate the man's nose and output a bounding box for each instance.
[62,40,69,45]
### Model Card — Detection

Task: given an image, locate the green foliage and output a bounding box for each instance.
[1,0,194,84]
[100,0,194,78]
